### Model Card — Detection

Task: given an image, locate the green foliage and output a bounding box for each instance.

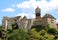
[48,28,56,35]
[7,24,58,40]
[45,24,57,35]
[54,30,58,35]
[45,24,50,31]
[0,38,2,40]
[7,29,13,34]
[39,30,46,36]
[12,22,16,27]
[8,29,30,40]
[12,22,18,30]
[7,28,58,40]
[0,25,2,30]
[32,25,45,32]
[54,35,58,39]
[30,28,40,40]
[0,25,2,27]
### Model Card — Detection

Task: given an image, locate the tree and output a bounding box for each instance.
[39,30,46,36]
[8,29,30,40]
[45,24,50,32]
[0,25,2,30]
[48,28,56,35]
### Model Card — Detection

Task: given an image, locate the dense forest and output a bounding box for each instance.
[0,24,58,40]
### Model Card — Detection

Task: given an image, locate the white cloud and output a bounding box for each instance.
[16,0,58,22]
[17,0,37,10]
[2,8,15,12]
[16,13,35,18]
[16,0,58,12]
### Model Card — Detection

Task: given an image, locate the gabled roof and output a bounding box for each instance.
[23,16,27,20]
[10,16,21,21]
[21,16,27,21]
[3,16,9,20]
[43,14,56,19]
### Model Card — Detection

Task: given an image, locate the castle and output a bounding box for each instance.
[2,7,57,30]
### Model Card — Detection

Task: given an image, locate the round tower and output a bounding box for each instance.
[35,7,41,19]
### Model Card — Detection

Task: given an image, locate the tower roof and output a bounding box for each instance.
[36,7,40,10]
[35,6,41,13]
[43,14,56,19]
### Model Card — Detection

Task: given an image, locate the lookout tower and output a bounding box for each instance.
[35,7,41,19]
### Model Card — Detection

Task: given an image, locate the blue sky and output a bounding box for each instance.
[0,0,58,25]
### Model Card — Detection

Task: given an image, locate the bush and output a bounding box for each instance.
[12,22,16,27]
[8,29,30,40]
[7,29,13,34]
[48,28,56,35]
[54,35,58,39]
[39,30,47,36]
[45,24,50,31]
[0,25,2,30]
[32,25,45,32]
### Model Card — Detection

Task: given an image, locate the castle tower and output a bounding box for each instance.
[35,7,41,19]
[43,14,57,29]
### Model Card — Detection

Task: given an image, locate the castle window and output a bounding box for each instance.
[51,19,54,21]
[51,19,54,23]
[51,21,53,23]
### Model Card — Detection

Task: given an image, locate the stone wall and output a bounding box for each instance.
[2,17,9,30]
[47,18,57,29]
[33,18,43,26]
[27,19,33,30]
[2,16,57,30]
[2,16,9,40]
[41,18,47,27]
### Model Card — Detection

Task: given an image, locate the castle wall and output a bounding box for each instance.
[2,17,9,30]
[16,17,22,28]
[33,18,47,27]
[7,20,12,29]
[33,18,43,26]
[2,15,57,31]
[2,19,8,30]
[41,18,47,27]
[47,18,57,29]
[18,19,28,30]
[5,20,8,30]
[27,19,33,30]
[2,16,57,30]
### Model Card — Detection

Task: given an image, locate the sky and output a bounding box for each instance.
[0,0,58,25]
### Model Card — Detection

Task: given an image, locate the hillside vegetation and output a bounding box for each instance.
[7,25,58,40]
[0,24,58,40]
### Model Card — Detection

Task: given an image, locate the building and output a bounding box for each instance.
[56,24,58,29]
[2,7,57,31]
